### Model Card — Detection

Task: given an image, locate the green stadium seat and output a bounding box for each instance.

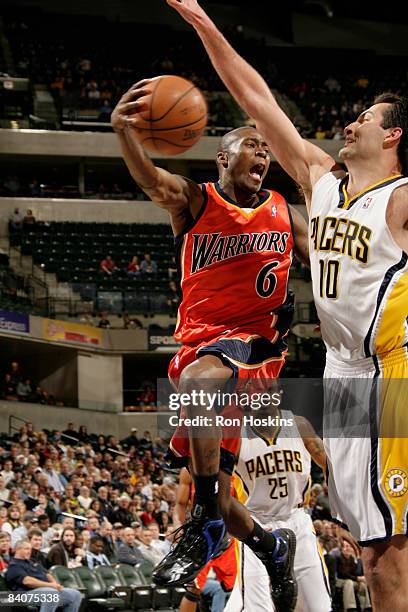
[73,566,127,610]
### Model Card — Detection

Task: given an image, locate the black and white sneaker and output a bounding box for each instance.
[254,528,297,612]
[152,516,226,586]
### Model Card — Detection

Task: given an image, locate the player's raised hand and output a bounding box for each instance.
[166,0,207,26]
[111,79,157,131]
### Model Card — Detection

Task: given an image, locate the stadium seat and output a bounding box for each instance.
[134,560,155,581]
[49,565,85,591]
[73,565,128,610]
[94,566,132,607]
[115,564,153,610]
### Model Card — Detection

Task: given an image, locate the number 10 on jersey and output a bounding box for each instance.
[319,259,340,299]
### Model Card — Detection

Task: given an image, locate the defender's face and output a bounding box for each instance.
[339,103,392,162]
[225,129,270,192]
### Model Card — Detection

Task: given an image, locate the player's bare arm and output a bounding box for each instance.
[288,205,309,266]
[111,80,204,234]
[295,416,326,473]
[173,467,192,528]
[386,183,408,253]
[166,0,339,203]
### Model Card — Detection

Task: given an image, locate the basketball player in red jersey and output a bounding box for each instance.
[111,84,309,611]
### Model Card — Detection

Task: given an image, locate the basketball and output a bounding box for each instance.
[131,75,208,155]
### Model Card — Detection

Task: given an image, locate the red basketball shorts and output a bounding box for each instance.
[166,330,287,474]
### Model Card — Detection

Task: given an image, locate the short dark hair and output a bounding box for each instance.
[89,536,104,546]
[28,528,43,539]
[374,92,408,175]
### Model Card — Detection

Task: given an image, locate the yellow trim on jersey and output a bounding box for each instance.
[378,350,408,535]
[175,235,188,332]
[221,353,286,369]
[233,472,249,505]
[341,174,403,209]
[374,271,408,355]
[211,183,273,218]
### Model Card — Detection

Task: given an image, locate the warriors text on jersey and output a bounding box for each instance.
[174,182,294,345]
[234,415,311,523]
[309,172,408,361]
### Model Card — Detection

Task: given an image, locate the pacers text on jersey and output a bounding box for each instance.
[191,230,291,273]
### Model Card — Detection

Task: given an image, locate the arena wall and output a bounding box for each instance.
[0,400,160,438]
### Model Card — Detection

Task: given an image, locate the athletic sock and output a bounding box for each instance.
[192,473,221,520]
[243,520,286,559]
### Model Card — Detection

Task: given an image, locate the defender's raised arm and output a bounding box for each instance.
[166,0,338,202]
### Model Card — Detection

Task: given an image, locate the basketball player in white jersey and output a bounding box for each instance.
[167,2,408,610]
[226,410,332,612]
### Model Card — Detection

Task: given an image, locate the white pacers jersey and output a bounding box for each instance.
[309,172,408,362]
[234,415,311,523]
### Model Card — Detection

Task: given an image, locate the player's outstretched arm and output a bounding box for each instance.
[166,0,337,202]
[288,205,309,266]
[111,81,203,233]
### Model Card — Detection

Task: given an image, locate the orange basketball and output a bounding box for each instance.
[131,75,208,156]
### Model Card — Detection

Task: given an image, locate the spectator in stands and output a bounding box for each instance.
[28,179,41,197]
[5,178,21,197]
[9,361,22,386]
[42,459,65,495]
[314,125,327,140]
[28,528,47,568]
[127,255,141,276]
[0,476,10,503]
[47,527,85,569]
[122,313,143,329]
[37,515,55,551]
[139,430,153,453]
[98,522,117,562]
[97,312,111,329]
[168,255,178,279]
[6,539,82,611]
[167,280,181,316]
[8,208,24,233]
[116,527,143,565]
[0,374,18,401]
[24,483,40,511]
[77,486,93,511]
[100,255,118,276]
[148,522,169,557]
[110,496,133,527]
[140,500,155,527]
[16,378,32,401]
[77,425,90,443]
[11,512,39,549]
[138,527,164,565]
[98,99,112,122]
[86,535,110,568]
[336,540,371,611]
[1,505,22,536]
[62,423,80,444]
[23,209,36,227]
[137,385,156,408]
[120,428,139,451]
[0,532,11,570]
[140,253,158,277]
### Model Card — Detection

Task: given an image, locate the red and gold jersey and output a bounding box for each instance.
[175,182,294,345]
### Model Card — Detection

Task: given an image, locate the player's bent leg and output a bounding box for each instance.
[153,356,231,587]
[361,535,408,611]
[218,470,297,612]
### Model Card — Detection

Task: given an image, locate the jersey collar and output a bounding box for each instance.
[214,181,271,210]
[338,173,403,210]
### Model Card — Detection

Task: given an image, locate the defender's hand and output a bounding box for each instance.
[111,79,157,132]
[166,0,207,26]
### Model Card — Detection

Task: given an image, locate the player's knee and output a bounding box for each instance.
[179,359,225,394]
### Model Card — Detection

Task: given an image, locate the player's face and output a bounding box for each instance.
[339,103,393,162]
[227,130,270,192]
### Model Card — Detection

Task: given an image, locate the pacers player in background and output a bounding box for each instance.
[112,86,309,610]
[227,404,331,612]
[166,1,408,609]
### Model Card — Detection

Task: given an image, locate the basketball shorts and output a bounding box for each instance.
[225,508,331,612]
[167,331,287,474]
[194,538,237,592]
[323,345,408,544]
